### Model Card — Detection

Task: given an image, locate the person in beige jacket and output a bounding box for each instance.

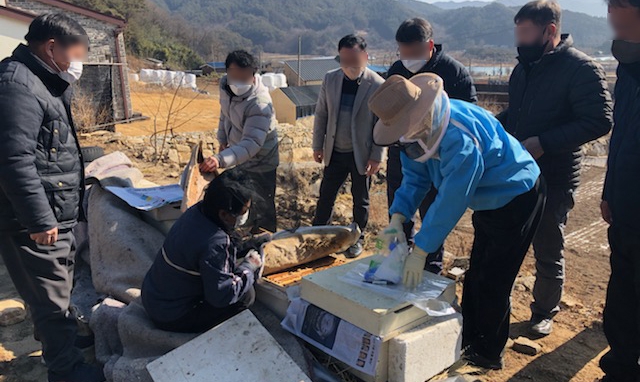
[312,35,385,257]
[201,50,279,233]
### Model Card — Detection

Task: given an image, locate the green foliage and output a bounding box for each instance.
[67,0,204,69]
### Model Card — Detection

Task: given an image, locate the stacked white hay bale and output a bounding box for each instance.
[137,69,197,90]
[185,74,197,90]
[275,73,288,88]
[262,72,288,92]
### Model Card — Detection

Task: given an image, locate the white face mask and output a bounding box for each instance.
[48,48,83,84]
[234,210,249,228]
[229,83,252,96]
[61,61,83,83]
[401,59,427,74]
[50,60,83,84]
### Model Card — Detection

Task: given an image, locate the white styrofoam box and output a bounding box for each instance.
[141,202,182,235]
[300,257,456,338]
[388,313,463,382]
[147,310,311,382]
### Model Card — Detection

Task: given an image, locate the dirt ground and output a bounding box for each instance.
[0,85,613,382]
[114,79,221,136]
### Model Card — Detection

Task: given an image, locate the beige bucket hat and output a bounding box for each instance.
[369,73,445,147]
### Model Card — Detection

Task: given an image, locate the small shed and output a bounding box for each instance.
[271,85,321,124]
[201,62,226,76]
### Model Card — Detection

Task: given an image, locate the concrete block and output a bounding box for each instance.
[0,298,26,326]
[146,310,311,382]
[301,257,456,338]
[389,313,463,382]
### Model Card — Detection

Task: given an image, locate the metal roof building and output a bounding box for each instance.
[283,58,340,86]
[271,85,321,124]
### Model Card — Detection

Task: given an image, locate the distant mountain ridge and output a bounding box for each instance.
[428,0,607,18]
[65,0,612,69]
[151,0,610,56]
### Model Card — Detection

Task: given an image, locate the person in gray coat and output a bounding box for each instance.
[201,50,279,233]
[0,13,105,382]
[312,35,385,257]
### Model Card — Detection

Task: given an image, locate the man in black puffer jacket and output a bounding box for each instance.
[386,17,477,275]
[600,1,640,380]
[497,1,613,337]
[0,14,104,382]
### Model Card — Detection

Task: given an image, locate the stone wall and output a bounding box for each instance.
[6,0,132,121]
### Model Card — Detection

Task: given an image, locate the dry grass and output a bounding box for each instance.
[71,89,112,133]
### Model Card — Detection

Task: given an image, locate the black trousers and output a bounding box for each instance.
[387,146,444,272]
[601,224,640,382]
[0,230,83,375]
[152,287,256,333]
[531,186,575,319]
[313,151,370,238]
[462,177,546,361]
[246,169,277,233]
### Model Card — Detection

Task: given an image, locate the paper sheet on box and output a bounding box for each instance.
[342,262,457,316]
[282,298,382,376]
[105,184,183,211]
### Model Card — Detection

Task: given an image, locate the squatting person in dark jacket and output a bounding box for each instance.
[600,0,640,380]
[142,170,262,333]
[200,50,279,233]
[497,0,613,337]
[386,17,477,274]
[0,14,105,382]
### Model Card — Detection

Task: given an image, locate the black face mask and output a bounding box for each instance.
[517,28,549,65]
[612,39,640,64]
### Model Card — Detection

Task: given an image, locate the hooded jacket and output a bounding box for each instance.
[497,34,613,188]
[390,99,540,254]
[0,44,84,234]
[215,75,279,173]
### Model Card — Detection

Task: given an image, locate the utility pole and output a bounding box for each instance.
[297,36,302,87]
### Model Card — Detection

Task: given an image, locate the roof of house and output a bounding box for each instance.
[284,58,392,81]
[202,62,226,70]
[283,58,340,82]
[23,0,126,27]
[0,4,36,23]
[279,85,321,107]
